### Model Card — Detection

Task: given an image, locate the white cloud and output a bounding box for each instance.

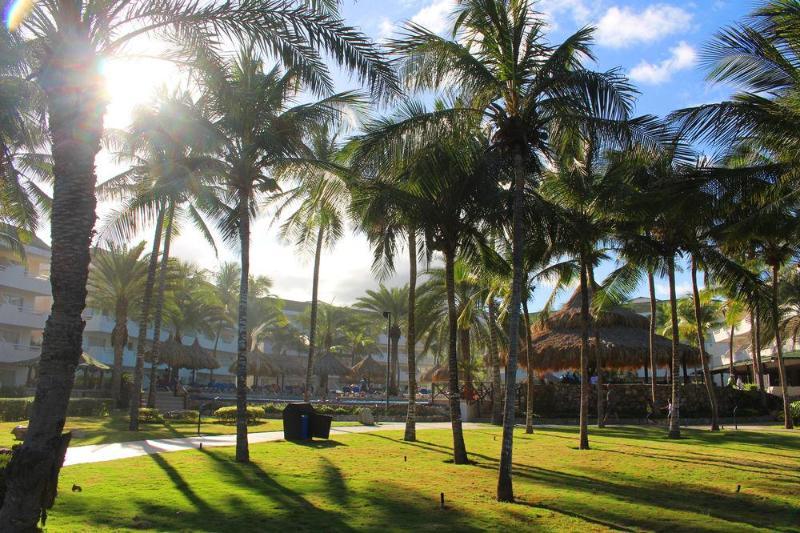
[377,17,396,40]
[411,0,455,34]
[595,4,692,48]
[538,0,594,29]
[629,41,697,85]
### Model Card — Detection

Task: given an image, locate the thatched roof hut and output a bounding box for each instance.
[268,352,306,377]
[313,352,350,376]
[522,288,698,372]
[144,337,189,368]
[228,347,278,377]
[20,352,110,371]
[183,339,219,370]
[420,365,450,383]
[349,355,387,381]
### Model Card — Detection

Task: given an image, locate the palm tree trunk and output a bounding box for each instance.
[404,230,417,442]
[128,205,165,430]
[497,147,526,502]
[578,260,590,450]
[667,256,681,439]
[728,324,735,378]
[487,297,503,426]
[390,327,400,395]
[110,302,128,404]
[590,268,604,428]
[304,224,324,401]
[459,328,473,392]
[444,248,468,465]
[691,256,719,431]
[0,43,104,529]
[771,264,794,429]
[235,191,251,462]
[648,270,657,403]
[522,299,534,434]
[147,201,175,408]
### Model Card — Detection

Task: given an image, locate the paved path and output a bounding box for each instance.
[63,422,488,466]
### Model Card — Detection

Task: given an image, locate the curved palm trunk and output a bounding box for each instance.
[728,324,735,378]
[497,148,526,502]
[522,299,534,434]
[578,261,590,450]
[487,297,503,426]
[444,248,468,465]
[0,42,103,529]
[235,192,251,462]
[110,301,128,404]
[667,256,681,439]
[404,230,417,442]
[147,201,175,408]
[771,264,794,429]
[390,327,401,395]
[129,206,165,430]
[303,225,324,401]
[691,256,719,431]
[459,327,473,392]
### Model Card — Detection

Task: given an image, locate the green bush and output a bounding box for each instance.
[0,398,32,421]
[0,386,28,398]
[214,405,263,424]
[743,383,760,392]
[163,410,199,421]
[791,401,800,423]
[66,398,114,417]
[262,402,287,415]
[0,452,11,506]
[137,408,164,424]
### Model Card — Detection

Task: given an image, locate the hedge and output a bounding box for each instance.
[0,452,10,507]
[0,398,114,421]
[163,410,199,421]
[791,401,800,423]
[214,405,263,424]
[138,408,164,424]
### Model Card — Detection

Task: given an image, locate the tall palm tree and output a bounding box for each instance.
[202,49,362,462]
[2,0,396,522]
[272,126,351,401]
[87,242,148,402]
[100,92,222,418]
[353,284,409,394]
[390,0,637,500]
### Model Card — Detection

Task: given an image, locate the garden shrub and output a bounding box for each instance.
[214,405,263,424]
[0,452,11,506]
[0,398,32,421]
[138,408,164,424]
[66,398,114,417]
[262,402,287,415]
[791,401,800,423]
[163,410,199,421]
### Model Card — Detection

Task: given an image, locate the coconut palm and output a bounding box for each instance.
[100,92,222,419]
[2,0,395,520]
[353,284,408,394]
[86,242,148,402]
[201,48,363,462]
[389,0,638,499]
[271,125,350,401]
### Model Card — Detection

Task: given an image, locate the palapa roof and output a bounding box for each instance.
[349,355,387,380]
[228,347,278,377]
[183,339,219,370]
[268,352,306,376]
[313,352,350,376]
[144,337,189,368]
[420,365,451,383]
[18,352,110,370]
[521,287,698,372]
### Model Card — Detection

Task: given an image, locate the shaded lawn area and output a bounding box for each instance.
[49,425,799,532]
[0,414,354,448]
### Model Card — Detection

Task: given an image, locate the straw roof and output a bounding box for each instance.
[521,287,698,372]
[144,337,188,368]
[313,352,350,376]
[420,365,450,383]
[349,355,387,381]
[183,339,219,370]
[268,352,306,376]
[18,352,111,371]
[228,348,278,377]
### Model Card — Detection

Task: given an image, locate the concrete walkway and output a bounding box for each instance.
[63,422,487,467]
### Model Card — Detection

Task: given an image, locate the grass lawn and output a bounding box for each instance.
[0,414,354,448]
[46,425,799,532]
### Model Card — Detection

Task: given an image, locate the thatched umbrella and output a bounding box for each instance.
[522,289,698,372]
[183,339,219,383]
[313,352,350,398]
[349,355,387,386]
[228,347,278,387]
[20,353,110,389]
[266,352,305,391]
[144,337,189,369]
[420,365,450,384]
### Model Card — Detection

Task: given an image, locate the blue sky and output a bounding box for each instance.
[84,0,755,309]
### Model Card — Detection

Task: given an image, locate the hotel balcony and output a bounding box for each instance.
[0,264,51,296]
[0,302,47,329]
[0,341,41,363]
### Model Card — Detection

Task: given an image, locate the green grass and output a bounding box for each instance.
[47,425,799,532]
[0,414,354,448]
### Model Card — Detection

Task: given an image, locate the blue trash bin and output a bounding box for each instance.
[300,414,310,440]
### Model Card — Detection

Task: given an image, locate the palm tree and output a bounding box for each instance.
[390,0,637,499]
[101,92,222,419]
[719,292,747,379]
[201,49,362,462]
[354,284,409,394]
[272,126,350,401]
[86,242,148,402]
[2,0,396,521]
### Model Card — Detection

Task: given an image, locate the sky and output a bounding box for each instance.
[39,0,756,309]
